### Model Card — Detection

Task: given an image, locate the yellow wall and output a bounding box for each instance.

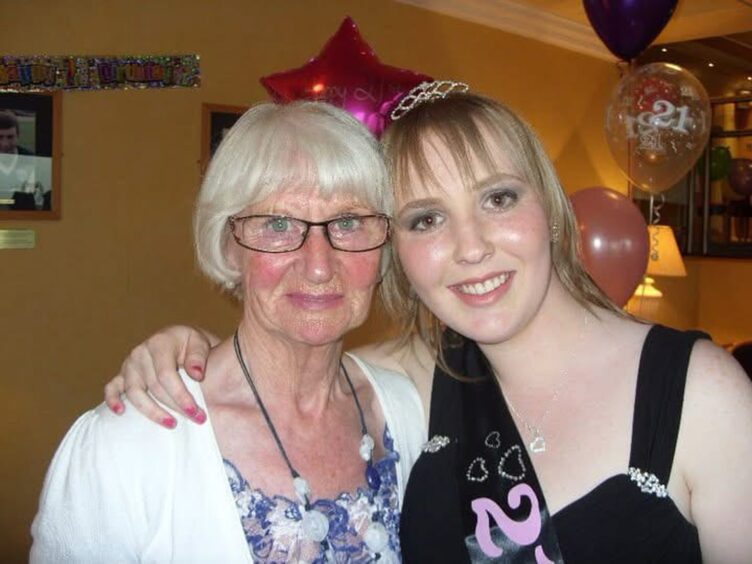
[627,256,752,347]
[5,0,732,559]
[696,258,752,345]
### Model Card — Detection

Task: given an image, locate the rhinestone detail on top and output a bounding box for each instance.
[628,467,668,498]
[422,435,451,454]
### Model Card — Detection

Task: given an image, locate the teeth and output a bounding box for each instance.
[458,273,509,295]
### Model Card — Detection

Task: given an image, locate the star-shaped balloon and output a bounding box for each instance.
[260,17,432,137]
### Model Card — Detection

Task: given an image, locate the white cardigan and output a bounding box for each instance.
[30,354,426,563]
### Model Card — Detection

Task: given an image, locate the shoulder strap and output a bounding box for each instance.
[629,325,709,483]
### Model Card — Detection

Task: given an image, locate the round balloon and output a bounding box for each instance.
[729,158,752,196]
[570,187,649,307]
[605,63,711,194]
[709,146,732,182]
[583,0,678,61]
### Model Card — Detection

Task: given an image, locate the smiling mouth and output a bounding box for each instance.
[455,273,511,296]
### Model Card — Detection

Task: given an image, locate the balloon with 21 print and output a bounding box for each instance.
[604,63,711,194]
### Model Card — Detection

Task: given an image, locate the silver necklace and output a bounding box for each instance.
[499,314,590,455]
[232,331,391,561]
[502,376,568,455]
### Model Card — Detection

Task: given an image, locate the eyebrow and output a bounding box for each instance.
[252,202,372,216]
[397,172,525,214]
[474,172,525,190]
[396,197,444,215]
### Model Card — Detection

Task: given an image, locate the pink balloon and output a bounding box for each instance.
[260,17,432,137]
[729,158,752,196]
[570,187,649,307]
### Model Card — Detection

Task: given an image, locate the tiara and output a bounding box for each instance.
[390,80,470,121]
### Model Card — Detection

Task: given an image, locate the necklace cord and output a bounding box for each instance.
[233,331,299,479]
[232,331,372,485]
[232,330,386,557]
[341,360,368,437]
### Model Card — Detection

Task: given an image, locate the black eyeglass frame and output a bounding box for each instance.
[228,213,391,253]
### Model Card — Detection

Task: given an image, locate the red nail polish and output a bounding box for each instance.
[113,403,124,414]
[190,364,204,374]
[185,405,206,424]
[162,416,177,429]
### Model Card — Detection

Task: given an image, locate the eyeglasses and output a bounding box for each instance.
[228,213,390,253]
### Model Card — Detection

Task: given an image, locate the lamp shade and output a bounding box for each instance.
[646,225,686,277]
[633,276,663,298]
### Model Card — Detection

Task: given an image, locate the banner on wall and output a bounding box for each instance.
[0,55,200,92]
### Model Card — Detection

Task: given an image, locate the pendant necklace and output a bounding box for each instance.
[498,314,590,455]
[502,377,568,455]
[232,331,392,561]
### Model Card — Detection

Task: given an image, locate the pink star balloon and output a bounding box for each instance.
[260,17,432,137]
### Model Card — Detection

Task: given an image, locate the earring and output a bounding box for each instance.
[550,221,560,244]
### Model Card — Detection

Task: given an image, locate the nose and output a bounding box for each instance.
[299,226,336,282]
[452,218,493,264]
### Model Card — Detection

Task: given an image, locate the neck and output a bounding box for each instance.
[233,321,346,416]
[478,278,599,395]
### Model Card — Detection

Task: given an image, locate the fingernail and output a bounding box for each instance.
[161,416,177,429]
[185,405,206,424]
[190,364,204,374]
[112,403,124,415]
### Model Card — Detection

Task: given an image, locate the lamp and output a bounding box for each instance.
[634,276,664,298]
[646,225,687,277]
[633,225,686,299]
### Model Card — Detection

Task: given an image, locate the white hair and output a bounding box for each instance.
[194,101,391,291]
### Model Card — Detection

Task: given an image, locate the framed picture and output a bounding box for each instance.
[200,103,248,173]
[0,91,61,220]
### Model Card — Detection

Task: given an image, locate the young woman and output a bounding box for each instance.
[104,87,752,562]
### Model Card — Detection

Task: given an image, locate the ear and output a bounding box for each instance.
[224,233,243,272]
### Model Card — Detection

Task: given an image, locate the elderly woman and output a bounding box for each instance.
[105,87,752,562]
[31,101,424,563]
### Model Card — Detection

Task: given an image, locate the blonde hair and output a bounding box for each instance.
[194,101,390,293]
[379,92,623,360]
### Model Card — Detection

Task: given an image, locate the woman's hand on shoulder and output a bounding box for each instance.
[103,326,218,428]
[680,339,752,561]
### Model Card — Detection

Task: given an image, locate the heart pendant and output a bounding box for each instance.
[529,434,546,454]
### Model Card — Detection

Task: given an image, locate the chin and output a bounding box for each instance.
[285,317,360,348]
[442,313,518,346]
[457,327,513,346]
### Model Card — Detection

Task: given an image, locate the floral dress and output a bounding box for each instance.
[225,426,401,563]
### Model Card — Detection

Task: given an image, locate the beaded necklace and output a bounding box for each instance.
[232,331,392,561]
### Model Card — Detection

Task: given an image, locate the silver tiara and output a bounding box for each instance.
[390,80,470,121]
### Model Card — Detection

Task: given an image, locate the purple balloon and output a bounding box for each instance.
[729,158,752,197]
[583,0,678,61]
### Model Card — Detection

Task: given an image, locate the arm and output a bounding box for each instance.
[104,326,217,428]
[31,409,142,561]
[678,340,752,562]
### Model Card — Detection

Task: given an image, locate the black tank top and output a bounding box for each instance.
[400,325,704,563]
